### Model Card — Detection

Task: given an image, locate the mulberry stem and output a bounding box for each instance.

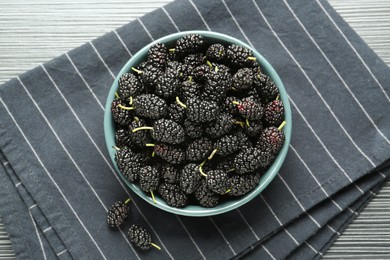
[247,56,257,61]
[278,121,286,130]
[169,48,175,52]
[115,92,119,98]
[134,116,139,122]
[246,119,250,127]
[132,126,153,133]
[151,243,161,250]
[129,96,133,105]
[176,96,187,108]
[232,101,240,105]
[208,149,218,160]
[112,146,120,151]
[124,198,131,204]
[233,121,245,127]
[151,151,155,157]
[145,143,155,147]
[225,189,231,194]
[150,191,157,204]
[276,95,279,101]
[206,60,213,68]
[228,168,236,173]
[199,160,207,177]
[117,104,134,110]
[131,67,143,74]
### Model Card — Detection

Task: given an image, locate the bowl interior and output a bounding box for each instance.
[104,30,292,217]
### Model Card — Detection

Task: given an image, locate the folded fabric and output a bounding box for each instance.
[237,169,389,259]
[287,180,385,260]
[0,0,389,259]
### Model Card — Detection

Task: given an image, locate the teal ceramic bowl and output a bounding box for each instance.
[104,30,292,217]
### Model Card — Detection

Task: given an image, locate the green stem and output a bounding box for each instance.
[206,60,213,68]
[228,168,236,173]
[134,116,139,122]
[129,96,133,105]
[117,104,134,110]
[131,67,143,74]
[233,121,245,128]
[132,126,153,133]
[188,76,192,82]
[225,189,231,194]
[276,95,279,101]
[124,198,131,204]
[169,48,175,52]
[151,151,155,157]
[208,149,218,160]
[150,191,157,204]
[112,146,120,151]
[146,143,155,147]
[246,119,250,127]
[232,101,240,105]
[176,96,187,108]
[199,161,207,177]
[151,243,161,250]
[115,92,119,98]
[278,121,287,130]
[215,66,219,72]
[247,56,257,61]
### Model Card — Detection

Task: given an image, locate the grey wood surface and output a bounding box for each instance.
[0,0,389,259]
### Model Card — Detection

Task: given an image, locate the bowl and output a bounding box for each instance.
[104,30,292,217]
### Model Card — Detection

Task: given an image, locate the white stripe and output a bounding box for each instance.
[188,0,211,31]
[3,161,9,166]
[38,65,140,259]
[175,217,206,260]
[88,42,116,79]
[28,209,47,260]
[289,97,364,194]
[209,217,237,255]
[137,19,154,41]
[236,209,260,240]
[305,241,321,255]
[65,53,104,110]
[290,145,343,211]
[224,0,365,195]
[315,0,390,103]
[277,174,321,228]
[348,207,359,216]
[0,97,107,260]
[43,226,52,233]
[29,204,37,210]
[283,0,390,145]
[327,224,341,236]
[161,7,180,32]
[113,29,133,57]
[15,182,21,188]
[56,249,68,256]
[261,244,277,260]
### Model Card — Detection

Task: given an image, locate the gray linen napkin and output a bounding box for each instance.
[0,0,389,259]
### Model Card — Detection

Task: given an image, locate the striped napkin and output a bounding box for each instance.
[0,0,389,259]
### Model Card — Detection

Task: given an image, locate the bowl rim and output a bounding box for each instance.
[104,30,292,217]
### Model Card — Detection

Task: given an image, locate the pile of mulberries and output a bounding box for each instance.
[111,33,286,209]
